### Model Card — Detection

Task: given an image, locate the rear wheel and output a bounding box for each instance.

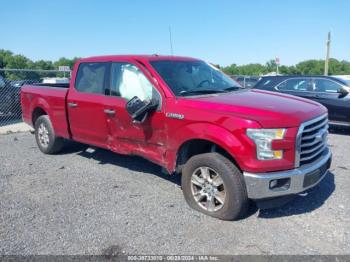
[34,115,64,154]
[182,153,248,220]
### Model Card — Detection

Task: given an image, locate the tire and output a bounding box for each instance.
[34,115,64,154]
[182,152,248,220]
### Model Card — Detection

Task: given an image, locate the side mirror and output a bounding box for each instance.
[338,87,349,97]
[125,96,157,122]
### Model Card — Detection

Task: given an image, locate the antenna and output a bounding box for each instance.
[169,26,174,55]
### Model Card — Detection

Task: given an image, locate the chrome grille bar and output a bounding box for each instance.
[295,114,328,167]
[302,118,328,133]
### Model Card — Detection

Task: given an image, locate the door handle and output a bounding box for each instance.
[104,109,115,115]
[68,102,78,108]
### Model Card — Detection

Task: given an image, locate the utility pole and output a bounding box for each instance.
[169,26,174,56]
[275,57,280,75]
[324,31,331,76]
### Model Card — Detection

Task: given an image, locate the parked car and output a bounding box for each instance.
[0,79,37,118]
[0,77,20,117]
[253,75,350,126]
[21,55,331,220]
[234,76,259,88]
[42,77,70,84]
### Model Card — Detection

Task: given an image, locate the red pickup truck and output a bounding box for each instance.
[21,55,331,220]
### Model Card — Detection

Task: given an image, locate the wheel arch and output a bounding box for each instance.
[175,138,242,174]
[32,107,48,126]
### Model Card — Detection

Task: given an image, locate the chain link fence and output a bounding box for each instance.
[0,69,70,127]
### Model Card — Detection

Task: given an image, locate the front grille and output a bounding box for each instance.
[296,114,328,167]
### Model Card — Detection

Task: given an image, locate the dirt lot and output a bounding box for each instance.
[0,130,349,255]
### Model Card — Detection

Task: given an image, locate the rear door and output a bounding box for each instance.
[67,62,111,148]
[275,78,314,99]
[311,78,350,123]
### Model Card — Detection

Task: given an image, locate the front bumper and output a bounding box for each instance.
[243,148,332,199]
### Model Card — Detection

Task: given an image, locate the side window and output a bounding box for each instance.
[75,62,108,94]
[314,79,341,93]
[262,79,271,86]
[110,62,153,101]
[277,79,311,91]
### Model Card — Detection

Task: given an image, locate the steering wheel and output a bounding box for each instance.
[197,79,210,88]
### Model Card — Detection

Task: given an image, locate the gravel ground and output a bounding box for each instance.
[0,130,349,255]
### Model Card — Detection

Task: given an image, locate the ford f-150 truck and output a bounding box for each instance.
[21,55,332,220]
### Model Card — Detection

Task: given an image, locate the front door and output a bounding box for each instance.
[67,62,110,148]
[103,61,167,164]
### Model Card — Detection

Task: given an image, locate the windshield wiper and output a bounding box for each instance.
[179,89,226,96]
[179,86,241,96]
[221,86,241,92]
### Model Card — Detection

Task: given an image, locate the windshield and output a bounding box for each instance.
[150,60,241,96]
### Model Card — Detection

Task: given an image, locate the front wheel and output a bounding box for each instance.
[182,153,248,220]
[34,115,64,154]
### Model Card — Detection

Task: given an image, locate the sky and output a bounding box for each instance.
[1,0,349,66]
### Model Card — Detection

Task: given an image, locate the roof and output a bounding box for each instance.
[79,54,200,63]
[257,75,350,87]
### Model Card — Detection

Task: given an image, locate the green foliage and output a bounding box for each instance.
[265,60,277,73]
[0,49,80,71]
[222,58,350,76]
[224,63,268,75]
[54,57,80,69]
[0,49,81,79]
[33,60,55,70]
[294,60,323,75]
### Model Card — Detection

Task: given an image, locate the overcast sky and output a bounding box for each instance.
[2,0,349,66]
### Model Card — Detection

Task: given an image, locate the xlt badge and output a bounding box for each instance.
[166,112,184,120]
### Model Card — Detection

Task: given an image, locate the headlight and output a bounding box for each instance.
[246,128,286,160]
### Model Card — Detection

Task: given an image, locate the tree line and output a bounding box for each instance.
[221,58,350,76]
[1,49,350,77]
[0,49,80,80]
[0,49,79,70]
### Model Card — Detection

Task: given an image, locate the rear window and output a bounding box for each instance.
[75,62,108,94]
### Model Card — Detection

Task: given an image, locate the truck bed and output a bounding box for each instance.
[21,84,70,138]
[33,83,70,88]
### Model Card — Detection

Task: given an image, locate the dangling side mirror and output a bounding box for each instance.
[125,96,158,123]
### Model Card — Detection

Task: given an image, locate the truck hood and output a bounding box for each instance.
[184,89,327,128]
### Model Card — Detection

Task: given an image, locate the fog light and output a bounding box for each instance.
[270,179,278,189]
[269,178,291,191]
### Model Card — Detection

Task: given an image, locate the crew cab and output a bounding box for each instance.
[21,55,332,220]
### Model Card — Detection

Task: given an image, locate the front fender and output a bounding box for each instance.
[165,122,256,173]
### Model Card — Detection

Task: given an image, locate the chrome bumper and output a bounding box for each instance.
[243,148,332,199]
